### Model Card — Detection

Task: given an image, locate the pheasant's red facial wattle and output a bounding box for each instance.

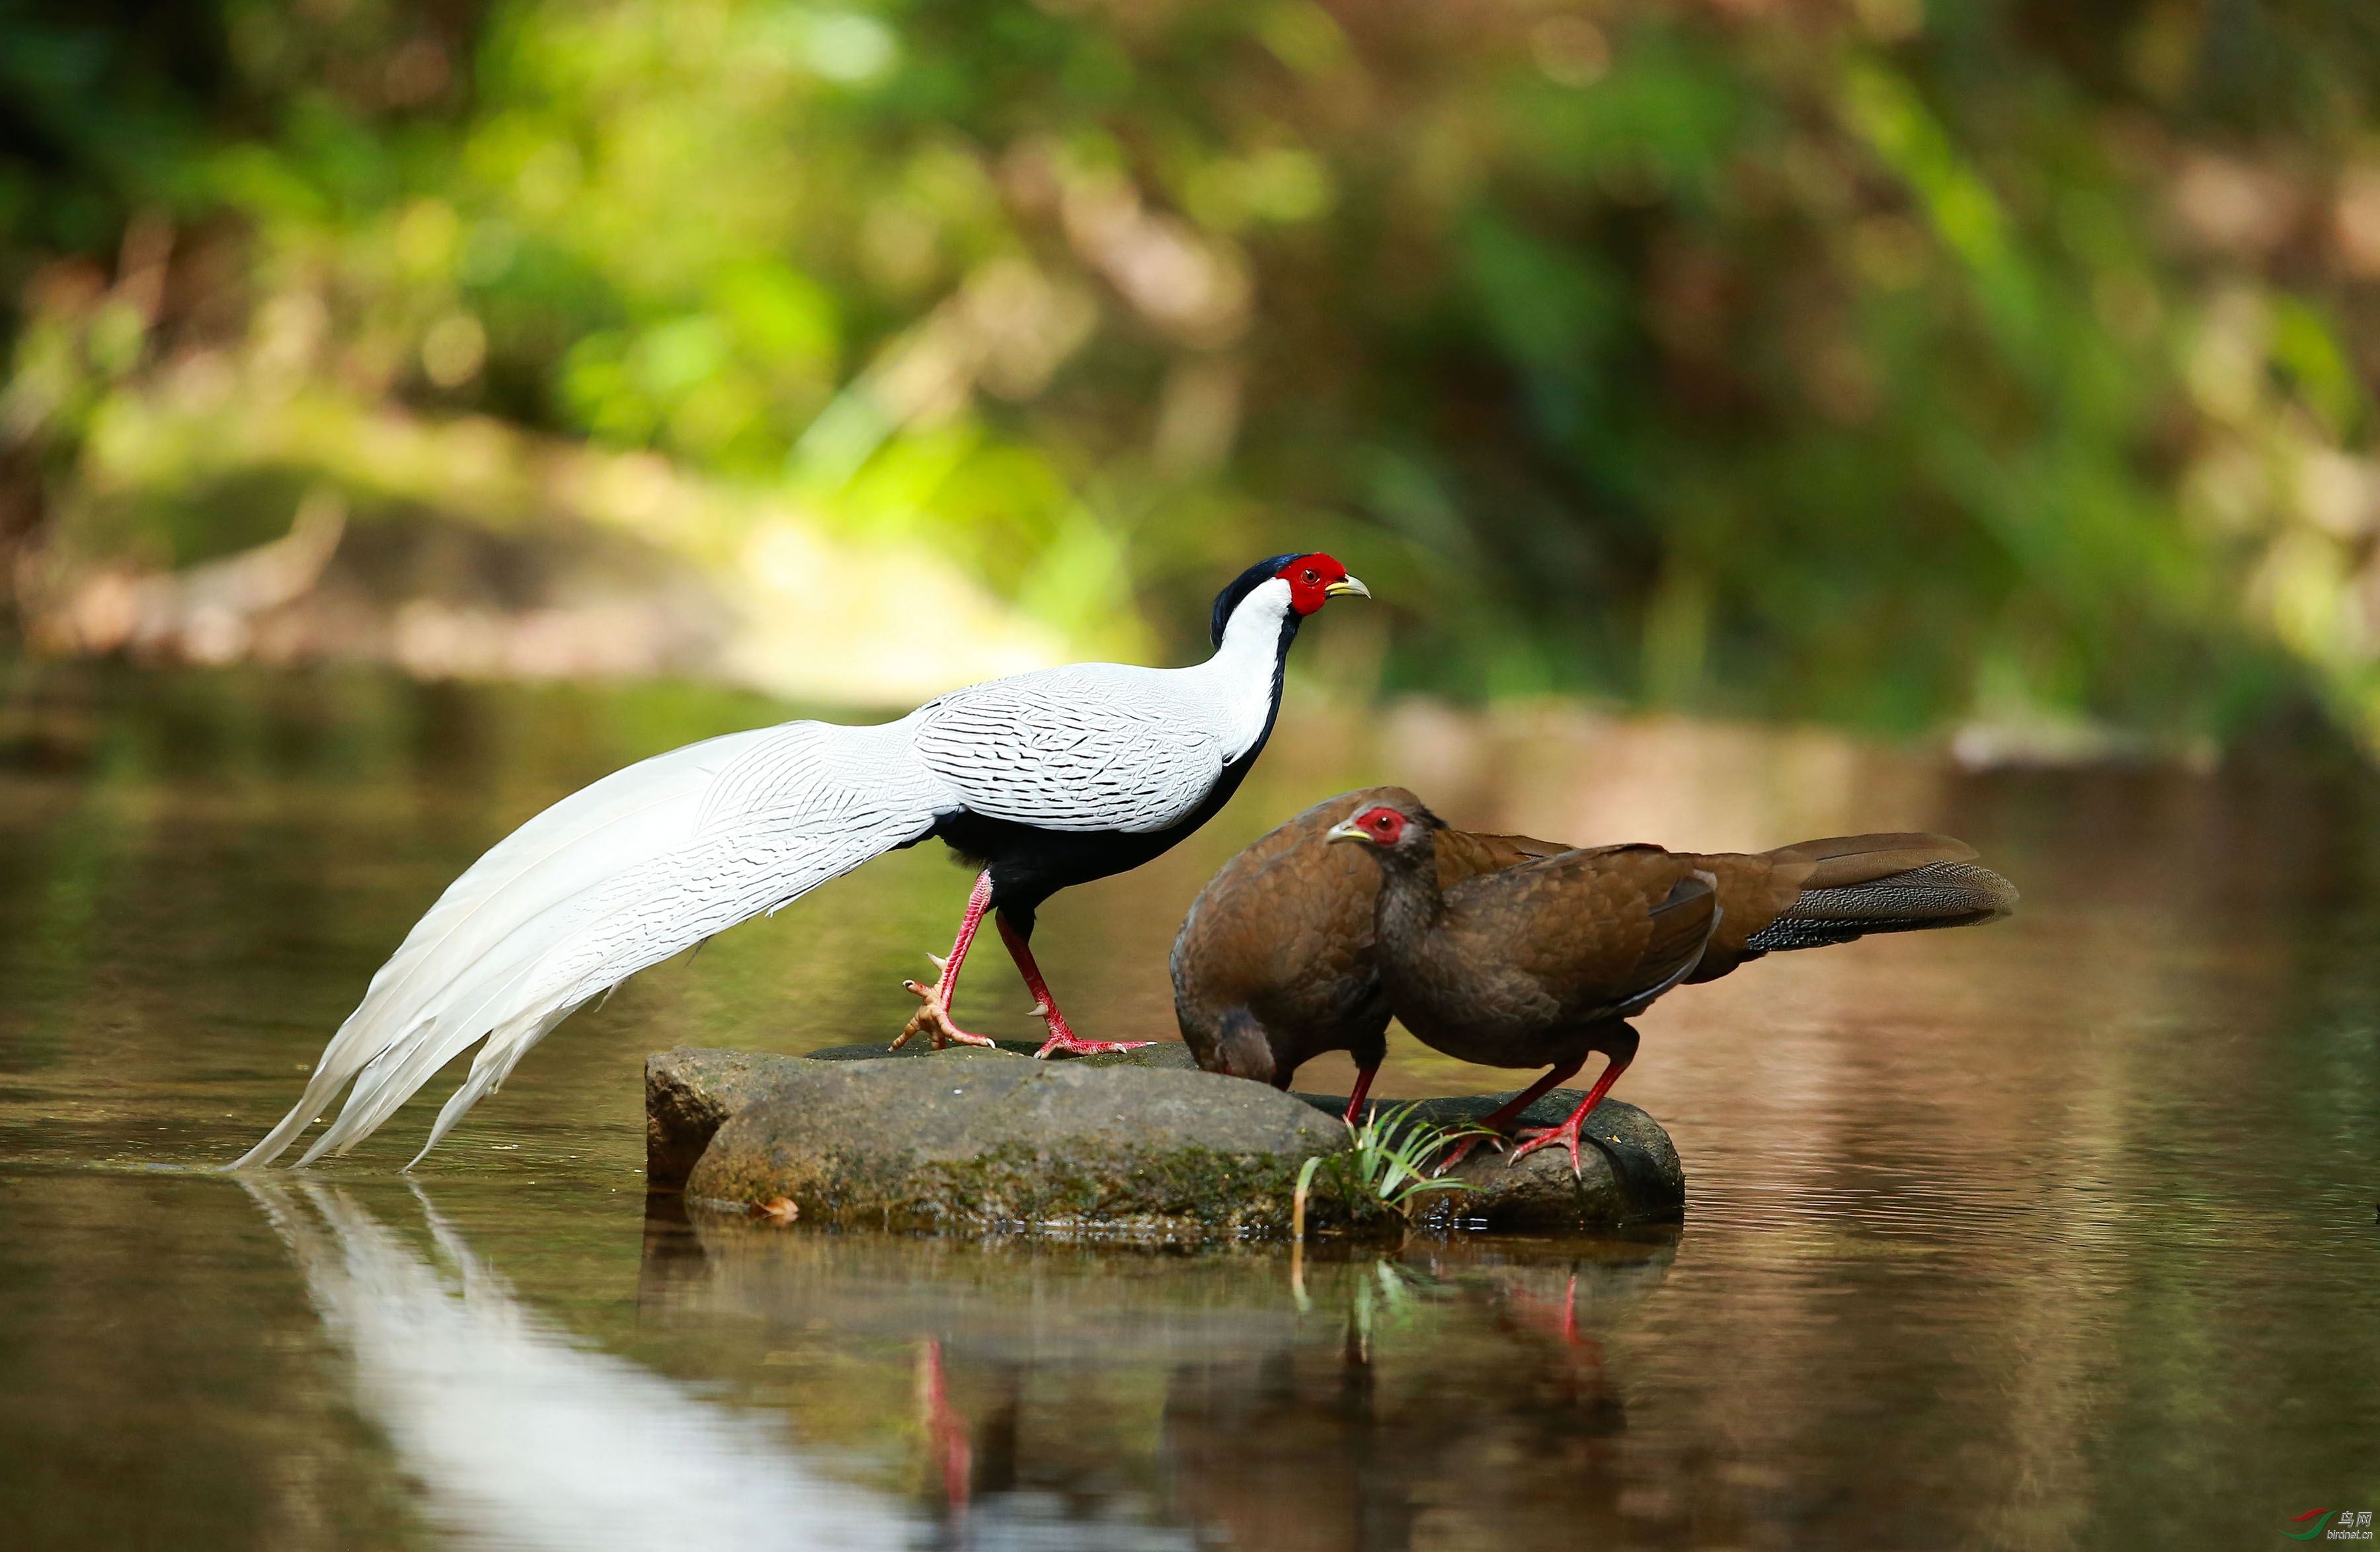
[1277,553,1355,616]
[1348,805,1407,846]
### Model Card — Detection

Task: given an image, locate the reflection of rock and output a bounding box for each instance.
[646,1196,1310,1365]
[682,1053,1342,1235]
[641,1208,1677,1551]
[243,1181,911,1551]
[650,1047,1686,1233]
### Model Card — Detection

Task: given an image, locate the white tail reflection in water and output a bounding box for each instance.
[244,1182,914,1552]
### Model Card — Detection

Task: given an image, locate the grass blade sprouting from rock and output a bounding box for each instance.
[1294,1106,1499,1238]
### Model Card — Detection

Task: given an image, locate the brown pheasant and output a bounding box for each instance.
[1171,787,1566,1121]
[1325,794,2018,1172]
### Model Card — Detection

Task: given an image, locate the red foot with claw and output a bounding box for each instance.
[1028,999,1153,1058]
[896,956,999,1051]
[1000,914,1151,1058]
[1426,1057,1582,1177]
[1509,1113,1593,1176]
[894,868,1152,1057]
[891,871,1000,1051]
[1430,1129,1505,1174]
[1506,1047,1634,1178]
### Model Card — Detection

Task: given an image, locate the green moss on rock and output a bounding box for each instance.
[683,1057,1344,1235]
[649,1045,1688,1236]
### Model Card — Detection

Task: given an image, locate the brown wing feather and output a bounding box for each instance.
[1673,851,1807,982]
[1633,871,1720,1001]
[1441,845,1713,1019]
[1435,827,1569,887]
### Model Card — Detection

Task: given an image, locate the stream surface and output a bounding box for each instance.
[2,663,2377,1551]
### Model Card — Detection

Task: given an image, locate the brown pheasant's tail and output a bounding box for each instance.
[1680,833,2014,982]
[1744,833,2017,953]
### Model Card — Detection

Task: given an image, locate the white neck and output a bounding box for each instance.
[1189,577,1295,761]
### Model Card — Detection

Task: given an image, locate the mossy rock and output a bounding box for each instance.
[647,1045,1686,1235]
[682,1055,1343,1236]
[647,1043,1206,1188]
[1301,1090,1686,1231]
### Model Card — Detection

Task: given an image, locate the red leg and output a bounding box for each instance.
[1509,1047,1636,1177]
[1341,1063,1380,1125]
[892,871,998,1050]
[916,1338,972,1514]
[998,913,1152,1057]
[1433,1058,1584,1172]
[1474,1059,1587,1133]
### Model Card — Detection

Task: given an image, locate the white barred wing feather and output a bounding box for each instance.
[911,666,1226,835]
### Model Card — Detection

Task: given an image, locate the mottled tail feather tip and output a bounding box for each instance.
[1745,861,2016,952]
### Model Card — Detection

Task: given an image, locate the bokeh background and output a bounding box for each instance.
[9,13,2380,1547]
[4,0,2379,754]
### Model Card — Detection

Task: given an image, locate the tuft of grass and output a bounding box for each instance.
[1294,1106,1499,1237]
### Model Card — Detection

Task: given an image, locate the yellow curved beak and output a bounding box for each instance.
[1324,818,1368,845]
[1325,575,1370,600]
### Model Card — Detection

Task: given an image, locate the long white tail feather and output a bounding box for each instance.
[247,729,781,1170]
[236,733,775,1169]
[402,1003,578,1169]
[235,718,953,1169]
[344,729,785,1038]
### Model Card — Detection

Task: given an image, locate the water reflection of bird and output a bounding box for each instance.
[243,1181,913,1551]
[642,1206,1675,1551]
[1159,1250,1661,1552]
[236,553,1367,1168]
[1171,787,1566,1118]
[1327,794,2018,1170]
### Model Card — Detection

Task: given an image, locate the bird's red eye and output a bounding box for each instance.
[1302,569,1319,583]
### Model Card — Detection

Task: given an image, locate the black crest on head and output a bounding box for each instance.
[1210,553,1302,646]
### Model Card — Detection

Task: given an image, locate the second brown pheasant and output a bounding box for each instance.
[1325,794,2017,1172]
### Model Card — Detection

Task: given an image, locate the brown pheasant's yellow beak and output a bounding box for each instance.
[1324,818,1368,845]
[1325,575,1370,600]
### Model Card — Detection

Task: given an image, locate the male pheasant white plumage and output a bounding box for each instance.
[911,666,1246,832]
[235,553,1367,1169]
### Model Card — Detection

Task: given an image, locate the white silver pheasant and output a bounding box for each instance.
[235,553,1368,1169]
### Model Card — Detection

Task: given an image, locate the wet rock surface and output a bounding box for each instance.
[647,1043,1686,1235]
[683,1055,1341,1235]
[645,1047,819,1188]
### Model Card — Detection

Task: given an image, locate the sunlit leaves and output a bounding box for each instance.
[14,0,2380,746]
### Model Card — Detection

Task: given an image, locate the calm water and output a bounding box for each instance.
[3,663,2377,1551]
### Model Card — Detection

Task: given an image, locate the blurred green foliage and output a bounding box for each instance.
[5,0,2380,749]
